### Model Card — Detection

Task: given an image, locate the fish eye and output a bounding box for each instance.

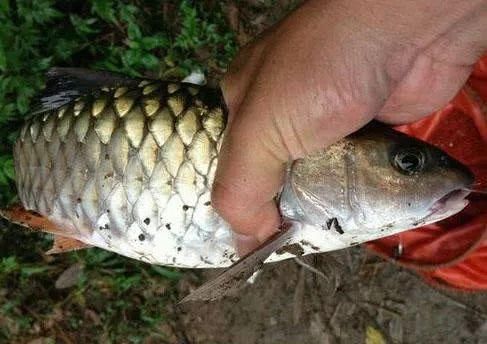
[392,148,425,175]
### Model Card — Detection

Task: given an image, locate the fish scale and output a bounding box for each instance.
[15,81,235,267]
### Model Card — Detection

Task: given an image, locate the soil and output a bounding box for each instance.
[174,248,487,344]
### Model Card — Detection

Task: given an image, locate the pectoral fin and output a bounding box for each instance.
[179,225,296,304]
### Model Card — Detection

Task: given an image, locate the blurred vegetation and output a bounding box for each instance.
[0,0,237,342]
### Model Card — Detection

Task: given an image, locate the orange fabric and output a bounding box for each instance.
[366,55,487,291]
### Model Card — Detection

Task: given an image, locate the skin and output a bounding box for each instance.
[212,0,487,254]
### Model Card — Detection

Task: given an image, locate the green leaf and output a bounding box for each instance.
[2,157,15,180]
[84,249,116,265]
[151,266,182,280]
[91,0,117,24]
[119,4,138,23]
[21,265,52,276]
[115,275,142,292]
[37,57,52,71]
[140,54,159,69]
[0,257,19,274]
[122,49,141,67]
[54,38,79,60]
[70,15,100,35]
[127,22,142,40]
[0,0,9,14]
[16,94,29,114]
[0,172,6,186]
[141,35,169,50]
[0,76,10,91]
[0,42,6,72]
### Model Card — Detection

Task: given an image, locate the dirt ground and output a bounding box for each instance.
[173,248,486,344]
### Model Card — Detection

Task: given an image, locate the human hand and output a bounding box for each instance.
[212,0,487,255]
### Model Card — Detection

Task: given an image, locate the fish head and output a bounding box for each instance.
[282,123,474,234]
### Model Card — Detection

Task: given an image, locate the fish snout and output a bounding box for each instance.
[440,154,475,188]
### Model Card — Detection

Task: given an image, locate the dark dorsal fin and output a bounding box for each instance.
[31,68,144,115]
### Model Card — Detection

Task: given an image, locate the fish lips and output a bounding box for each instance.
[425,189,471,224]
[424,155,475,223]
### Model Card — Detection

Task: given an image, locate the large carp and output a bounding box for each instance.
[1,68,474,276]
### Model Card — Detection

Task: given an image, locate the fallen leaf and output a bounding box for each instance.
[27,338,55,344]
[365,325,386,344]
[55,263,84,289]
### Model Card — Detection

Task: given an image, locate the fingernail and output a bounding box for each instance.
[234,233,260,257]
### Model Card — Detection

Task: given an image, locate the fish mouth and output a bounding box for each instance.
[433,189,470,209]
[426,189,470,223]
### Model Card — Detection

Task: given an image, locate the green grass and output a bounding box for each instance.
[0,0,237,342]
[0,241,184,342]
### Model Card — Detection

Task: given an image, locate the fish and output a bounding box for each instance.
[1,68,474,278]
